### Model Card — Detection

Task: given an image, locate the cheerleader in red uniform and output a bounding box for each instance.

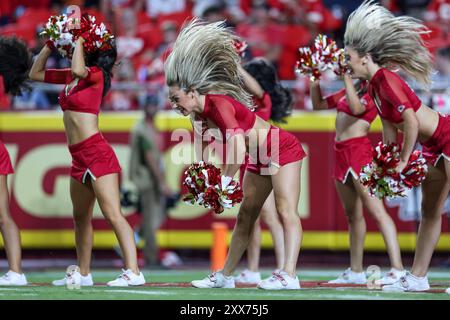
[234,58,292,284]
[29,36,145,287]
[345,1,446,292]
[310,74,404,285]
[166,21,306,290]
[0,37,30,286]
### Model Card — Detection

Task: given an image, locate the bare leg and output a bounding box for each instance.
[353,177,403,270]
[70,178,96,276]
[246,217,261,272]
[0,175,22,273]
[411,160,449,277]
[222,172,272,276]
[91,174,139,274]
[260,191,285,270]
[335,179,365,273]
[271,161,303,277]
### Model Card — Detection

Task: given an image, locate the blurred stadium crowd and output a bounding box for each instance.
[0,0,449,112]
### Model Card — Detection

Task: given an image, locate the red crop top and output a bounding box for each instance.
[44,67,104,115]
[196,94,257,142]
[325,85,378,124]
[368,68,421,123]
[253,92,272,121]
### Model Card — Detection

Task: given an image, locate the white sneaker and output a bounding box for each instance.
[375,268,406,286]
[52,270,94,287]
[328,268,367,284]
[446,287,450,294]
[191,271,235,288]
[0,270,28,286]
[234,269,261,284]
[257,270,301,290]
[382,272,430,292]
[107,269,146,287]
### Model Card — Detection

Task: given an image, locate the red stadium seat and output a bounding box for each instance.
[137,11,152,26]
[278,24,313,80]
[156,11,191,29]
[16,8,55,30]
[423,22,447,55]
[85,8,107,25]
[0,23,35,46]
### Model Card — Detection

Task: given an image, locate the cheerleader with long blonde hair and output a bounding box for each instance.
[344,0,448,292]
[165,20,306,290]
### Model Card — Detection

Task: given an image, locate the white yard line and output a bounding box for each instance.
[97,289,173,296]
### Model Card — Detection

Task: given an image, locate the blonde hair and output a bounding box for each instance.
[164,19,253,109]
[344,0,433,86]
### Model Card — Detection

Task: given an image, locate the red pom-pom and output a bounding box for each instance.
[40,12,114,59]
[360,142,428,199]
[295,34,343,81]
[233,39,248,58]
[182,162,243,214]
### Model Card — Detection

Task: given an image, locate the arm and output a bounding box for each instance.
[28,44,52,81]
[222,133,247,179]
[239,64,264,99]
[191,116,210,162]
[71,37,88,79]
[398,109,419,170]
[377,71,420,171]
[343,75,366,115]
[310,80,328,110]
[206,96,245,185]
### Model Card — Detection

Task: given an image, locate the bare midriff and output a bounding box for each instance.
[63,111,99,145]
[204,114,272,150]
[392,105,439,143]
[335,112,371,142]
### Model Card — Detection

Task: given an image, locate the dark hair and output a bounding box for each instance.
[85,41,117,96]
[243,58,293,123]
[0,36,31,96]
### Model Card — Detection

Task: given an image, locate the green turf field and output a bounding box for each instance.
[0,269,449,300]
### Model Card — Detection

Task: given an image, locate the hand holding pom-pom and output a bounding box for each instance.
[40,13,114,59]
[359,142,428,199]
[182,162,243,214]
[45,39,56,50]
[295,34,344,81]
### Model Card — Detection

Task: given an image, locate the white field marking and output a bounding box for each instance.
[161,290,402,300]
[0,287,173,296]
[0,288,33,291]
[0,288,38,296]
[96,289,173,296]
